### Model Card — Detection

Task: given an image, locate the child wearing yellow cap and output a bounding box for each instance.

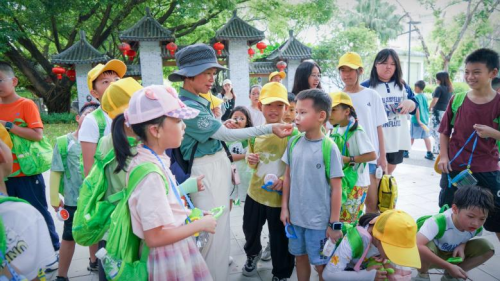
[328,91,376,224]
[323,210,421,280]
[49,101,99,281]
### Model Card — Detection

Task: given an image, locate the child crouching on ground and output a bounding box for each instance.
[416,185,495,281]
[323,210,421,281]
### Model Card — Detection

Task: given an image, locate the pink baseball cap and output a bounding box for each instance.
[125,85,199,125]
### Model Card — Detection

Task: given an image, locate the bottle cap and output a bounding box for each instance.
[95,248,107,259]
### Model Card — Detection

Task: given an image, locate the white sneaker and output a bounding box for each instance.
[261,242,271,261]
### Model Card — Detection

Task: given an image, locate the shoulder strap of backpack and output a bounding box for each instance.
[322,137,334,181]
[0,196,29,205]
[92,108,106,140]
[128,162,168,197]
[287,134,304,167]
[56,135,70,179]
[433,213,447,240]
[450,93,467,127]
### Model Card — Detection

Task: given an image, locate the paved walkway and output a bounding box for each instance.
[44,144,500,281]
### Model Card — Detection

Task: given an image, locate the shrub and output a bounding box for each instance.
[452,82,469,96]
[41,112,77,124]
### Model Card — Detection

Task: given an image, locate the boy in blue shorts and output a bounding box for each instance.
[416,185,495,281]
[281,89,344,281]
[410,80,434,160]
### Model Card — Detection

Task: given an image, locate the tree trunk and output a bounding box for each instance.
[44,83,73,113]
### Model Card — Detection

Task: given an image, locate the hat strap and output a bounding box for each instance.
[353,226,372,272]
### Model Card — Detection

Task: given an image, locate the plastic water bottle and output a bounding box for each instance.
[376,166,383,179]
[95,248,121,279]
[322,238,337,257]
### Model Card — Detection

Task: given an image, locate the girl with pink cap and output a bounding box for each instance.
[111,85,215,280]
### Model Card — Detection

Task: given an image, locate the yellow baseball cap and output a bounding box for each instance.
[87,59,127,91]
[0,124,12,149]
[259,82,289,105]
[338,52,363,69]
[373,210,421,269]
[199,92,223,109]
[329,91,353,108]
[101,77,143,119]
[269,71,286,81]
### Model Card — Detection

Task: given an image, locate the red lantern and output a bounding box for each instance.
[66,69,76,81]
[276,61,287,72]
[166,42,178,56]
[256,41,267,54]
[248,47,255,58]
[213,42,224,56]
[52,66,66,80]
[126,50,136,62]
[118,42,131,55]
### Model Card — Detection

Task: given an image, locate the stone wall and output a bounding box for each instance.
[286,60,300,93]
[75,64,95,110]
[228,39,250,108]
[139,41,164,86]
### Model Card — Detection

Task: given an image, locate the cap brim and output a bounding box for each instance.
[101,59,127,78]
[381,241,421,269]
[166,107,200,120]
[260,97,289,106]
[337,63,361,70]
[168,62,227,82]
[331,101,353,108]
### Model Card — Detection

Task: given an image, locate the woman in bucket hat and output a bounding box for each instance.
[169,43,293,280]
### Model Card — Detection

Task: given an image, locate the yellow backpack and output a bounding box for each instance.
[378,175,398,213]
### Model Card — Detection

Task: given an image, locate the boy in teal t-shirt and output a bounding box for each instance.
[410,80,434,160]
[49,102,98,281]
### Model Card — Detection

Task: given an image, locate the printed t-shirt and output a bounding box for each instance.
[411,94,430,125]
[0,97,43,177]
[282,136,344,230]
[78,107,112,143]
[51,133,82,206]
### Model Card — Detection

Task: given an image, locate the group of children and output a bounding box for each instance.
[0,45,498,281]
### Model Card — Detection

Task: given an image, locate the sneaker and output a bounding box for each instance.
[242,251,261,276]
[412,272,430,281]
[403,151,409,158]
[272,276,288,281]
[441,273,465,281]
[55,277,69,281]
[87,258,98,272]
[425,152,435,160]
[45,254,59,273]
[261,242,271,261]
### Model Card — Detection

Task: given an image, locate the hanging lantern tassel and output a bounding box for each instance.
[126,50,137,62]
[52,66,66,80]
[248,47,255,58]
[213,42,225,56]
[166,42,178,56]
[256,41,267,54]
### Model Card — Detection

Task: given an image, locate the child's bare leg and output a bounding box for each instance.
[411,139,414,145]
[418,258,431,274]
[366,174,379,213]
[315,264,326,281]
[460,250,494,271]
[58,240,76,277]
[424,138,432,151]
[387,164,397,175]
[89,244,98,262]
[296,255,311,281]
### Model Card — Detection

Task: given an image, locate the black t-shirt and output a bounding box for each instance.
[432,85,452,111]
[221,97,235,121]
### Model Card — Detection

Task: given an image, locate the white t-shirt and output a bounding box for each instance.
[346,88,388,163]
[332,126,375,186]
[78,108,112,143]
[418,209,482,252]
[369,82,412,153]
[0,200,56,280]
[246,106,265,126]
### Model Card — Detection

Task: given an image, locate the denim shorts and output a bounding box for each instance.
[288,224,329,265]
[369,163,377,175]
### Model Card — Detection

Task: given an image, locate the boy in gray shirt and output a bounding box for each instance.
[281,89,344,281]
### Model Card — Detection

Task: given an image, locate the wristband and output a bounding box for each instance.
[4,122,13,132]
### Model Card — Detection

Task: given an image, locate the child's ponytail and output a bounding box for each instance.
[348,106,359,132]
[112,113,135,173]
[358,213,380,227]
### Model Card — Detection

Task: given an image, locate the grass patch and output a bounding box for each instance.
[44,123,78,147]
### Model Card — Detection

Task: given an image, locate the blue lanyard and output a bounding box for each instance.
[142,145,194,220]
[449,130,478,168]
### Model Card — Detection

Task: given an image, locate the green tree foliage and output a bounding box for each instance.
[0,0,336,112]
[313,26,378,88]
[343,0,404,45]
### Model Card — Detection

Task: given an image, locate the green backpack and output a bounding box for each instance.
[451,92,500,153]
[91,108,107,141]
[329,125,364,204]
[103,162,168,281]
[55,135,84,195]
[416,205,482,240]
[288,133,335,181]
[72,137,138,246]
[9,118,52,177]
